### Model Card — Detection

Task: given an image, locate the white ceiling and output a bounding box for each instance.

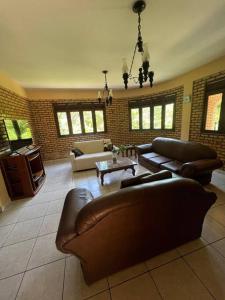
[1,0,225,89]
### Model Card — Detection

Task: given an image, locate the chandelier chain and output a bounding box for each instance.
[138,12,142,39]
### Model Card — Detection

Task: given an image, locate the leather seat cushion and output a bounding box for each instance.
[148,155,172,167]
[161,161,183,173]
[141,152,159,160]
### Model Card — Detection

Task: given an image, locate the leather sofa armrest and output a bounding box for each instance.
[120,170,172,189]
[180,158,223,177]
[135,143,153,155]
[120,172,151,189]
[55,188,93,253]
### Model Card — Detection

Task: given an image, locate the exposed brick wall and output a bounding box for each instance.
[29,86,183,160]
[0,85,31,130]
[189,71,225,168]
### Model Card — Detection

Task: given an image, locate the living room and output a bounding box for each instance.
[1,0,225,299]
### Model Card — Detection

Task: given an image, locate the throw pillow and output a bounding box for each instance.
[72,148,84,158]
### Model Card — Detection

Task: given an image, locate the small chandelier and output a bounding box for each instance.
[122,0,154,89]
[97,70,113,106]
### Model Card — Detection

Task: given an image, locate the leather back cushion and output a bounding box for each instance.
[74,140,105,154]
[152,137,217,162]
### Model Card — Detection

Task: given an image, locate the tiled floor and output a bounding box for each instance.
[0,158,225,300]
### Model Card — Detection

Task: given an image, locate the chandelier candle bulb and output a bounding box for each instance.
[142,43,150,62]
[122,58,129,74]
[97,91,101,103]
[109,89,113,97]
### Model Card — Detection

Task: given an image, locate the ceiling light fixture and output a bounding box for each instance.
[97,70,113,106]
[122,0,154,89]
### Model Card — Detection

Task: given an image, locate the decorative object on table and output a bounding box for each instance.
[122,0,154,89]
[112,145,127,163]
[112,146,118,163]
[97,70,113,106]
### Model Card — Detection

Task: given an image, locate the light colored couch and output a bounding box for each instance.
[70,139,113,171]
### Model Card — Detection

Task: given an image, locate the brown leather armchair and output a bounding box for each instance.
[56,175,216,284]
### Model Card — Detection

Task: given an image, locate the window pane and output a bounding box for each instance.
[142,107,150,129]
[205,93,222,131]
[165,103,174,129]
[131,108,140,130]
[57,112,69,135]
[71,112,82,134]
[83,111,94,133]
[95,110,105,132]
[153,106,162,129]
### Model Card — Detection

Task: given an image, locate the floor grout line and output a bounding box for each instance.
[181,256,217,300]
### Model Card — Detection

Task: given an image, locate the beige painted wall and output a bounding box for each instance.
[0,72,27,210]
[27,54,225,141]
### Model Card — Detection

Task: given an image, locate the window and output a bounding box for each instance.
[70,112,82,134]
[53,103,106,136]
[153,105,162,129]
[142,107,150,129]
[203,79,225,133]
[131,108,140,130]
[95,110,105,132]
[83,111,94,133]
[129,95,175,131]
[165,103,174,129]
[57,112,69,135]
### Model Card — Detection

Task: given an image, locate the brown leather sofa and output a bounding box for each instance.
[136,137,223,184]
[56,174,216,284]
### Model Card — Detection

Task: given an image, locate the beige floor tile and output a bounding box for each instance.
[18,203,48,222]
[0,224,15,247]
[145,249,180,270]
[63,256,108,300]
[27,232,65,269]
[0,239,35,279]
[177,237,208,255]
[0,206,23,226]
[0,273,23,300]
[38,213,61,236]
[151,258,213,300]
[4,217,43,246]
[208,204,225,227]
[108,262,148,287]
[23,188,69,206]
[184,245,225,299]
[111,273,161,300]
[89,291,111,300]
[202,216,225,243]
[46,199,65,215]
[17,259,65,300]
[212,238,225,257]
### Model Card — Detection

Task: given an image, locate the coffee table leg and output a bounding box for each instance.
[131,166,136,176]
[101,173,104,185]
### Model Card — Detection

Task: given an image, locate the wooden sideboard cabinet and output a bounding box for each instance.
[0,146,46,200]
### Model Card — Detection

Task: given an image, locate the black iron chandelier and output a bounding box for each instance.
[97,70,113,106]
[122,0,154,89]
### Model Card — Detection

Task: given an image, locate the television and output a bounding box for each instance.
[4,119,33,151]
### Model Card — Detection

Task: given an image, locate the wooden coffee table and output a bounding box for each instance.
[96,157,137,185]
